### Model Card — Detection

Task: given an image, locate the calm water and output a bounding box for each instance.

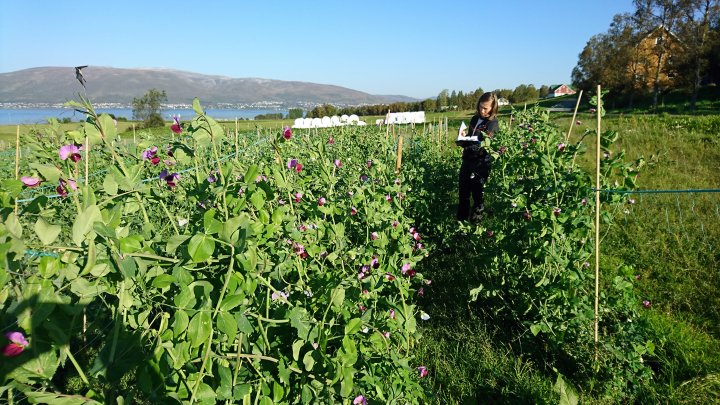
[0,107,288,125]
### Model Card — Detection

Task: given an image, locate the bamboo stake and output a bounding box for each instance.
[84,135,89,185]
[565,90,584,142]
[594,85,602,361]
[395,134,404,174]
[14,125,20,215]
[235,118,239,161]
[132,123,136,144]
[385,110,390,141]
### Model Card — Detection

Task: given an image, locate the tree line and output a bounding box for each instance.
[303,84,558,118]
[572,0,720,109]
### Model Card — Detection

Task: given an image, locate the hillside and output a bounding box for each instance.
[0,66,417,107]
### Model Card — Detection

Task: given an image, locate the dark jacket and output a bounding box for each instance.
[456,114,498,168]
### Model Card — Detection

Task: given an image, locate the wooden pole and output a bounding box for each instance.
[235,118,239,161]
[84,135,89,185]
[132,123,136,144]
[565,90,584,142]
[594,85,602,361]
[14,125,20,215]
[395,134,404,173]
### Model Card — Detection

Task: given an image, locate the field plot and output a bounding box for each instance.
[1,98,719,404]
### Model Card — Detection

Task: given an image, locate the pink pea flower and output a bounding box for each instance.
[523,211,532,221]
[353,395,367,405]
[589,108,596,113]
[328,137,334,144]
[151,156,161,166]
[295,163,303,173]
[294,192,302,203]
[643,300,652,308]
[576,120,582,125]
[318,197,326,206]
[558,143,566,152]
[392,221,399,228]
[142,146,158,160]
[385,273,395,281]
[417,366,428,378]
[401,262,411,274]
[385,194,393,202]
[360,175,369,182]
[283,126,292,140]
[59,144,81,162]
[287,159,298,169]
[171,116,182,134]
[371,232,378,240]
[499,146,507,154]
[21,176,41,187]
[486,230,494,238]
[635,274,641,280]
[366,160,372,168]
[553,207,561,217]
[334,159,342,168]
[418,287,425,297]
[581,198,588,206]
[383,331,390,338]
[370,256,379,268]
[351,207,358,216]
[413,232,421,241]
[389,309,396,319]
[2,331,28,357]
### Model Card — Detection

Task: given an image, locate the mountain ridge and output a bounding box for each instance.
[0,66,417,107]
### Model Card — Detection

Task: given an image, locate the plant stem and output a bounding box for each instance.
[65,346,90,386]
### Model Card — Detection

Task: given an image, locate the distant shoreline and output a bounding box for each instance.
[0,107,289,125]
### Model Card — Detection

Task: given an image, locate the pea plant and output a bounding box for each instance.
[0,98,430,404]
[467,104,654,395]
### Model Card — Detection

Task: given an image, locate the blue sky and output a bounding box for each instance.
[0,1,634,99]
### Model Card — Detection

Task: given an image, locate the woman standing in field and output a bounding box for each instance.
[456,92,499,221]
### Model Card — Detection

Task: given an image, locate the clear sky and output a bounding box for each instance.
[0,0,634,100]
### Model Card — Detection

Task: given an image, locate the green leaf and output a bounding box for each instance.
[302,350,315,371]
[151,274,176,289]
[236,314,254,334]
[166,234,191,254]
[29,163,63,183]
[220,294,244,312]
[292,340,304,361]
[70,277,107,298]
[288,307,311,339]
[119,235,143,254]
[188,234,215,263]
[554,374,579,405]
[72,204,102,246]
[250,189,266,210]
[34,218,61,245]
[217,311,238,339]
[103,175,118,195]
[173,310,189,338]
[5,212,22,238]
[344,318,362,335]
[188,311,212,348]
[98,114,117,142]
[1,179,22,198]
[192,97,205,115]
[203,209,223,235]
[243,165,259,184]
[220,214,250,246]
[331,285,345,309]
[530,323,542,336]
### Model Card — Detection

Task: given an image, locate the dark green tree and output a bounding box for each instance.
[132,88,167,128]
[288,108,304,119]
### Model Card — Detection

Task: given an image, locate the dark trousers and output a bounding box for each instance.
[457,160,489,221]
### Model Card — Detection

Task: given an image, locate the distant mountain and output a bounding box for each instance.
[0,66,417,107]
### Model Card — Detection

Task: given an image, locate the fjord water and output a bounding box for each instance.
[0,107,288,125]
